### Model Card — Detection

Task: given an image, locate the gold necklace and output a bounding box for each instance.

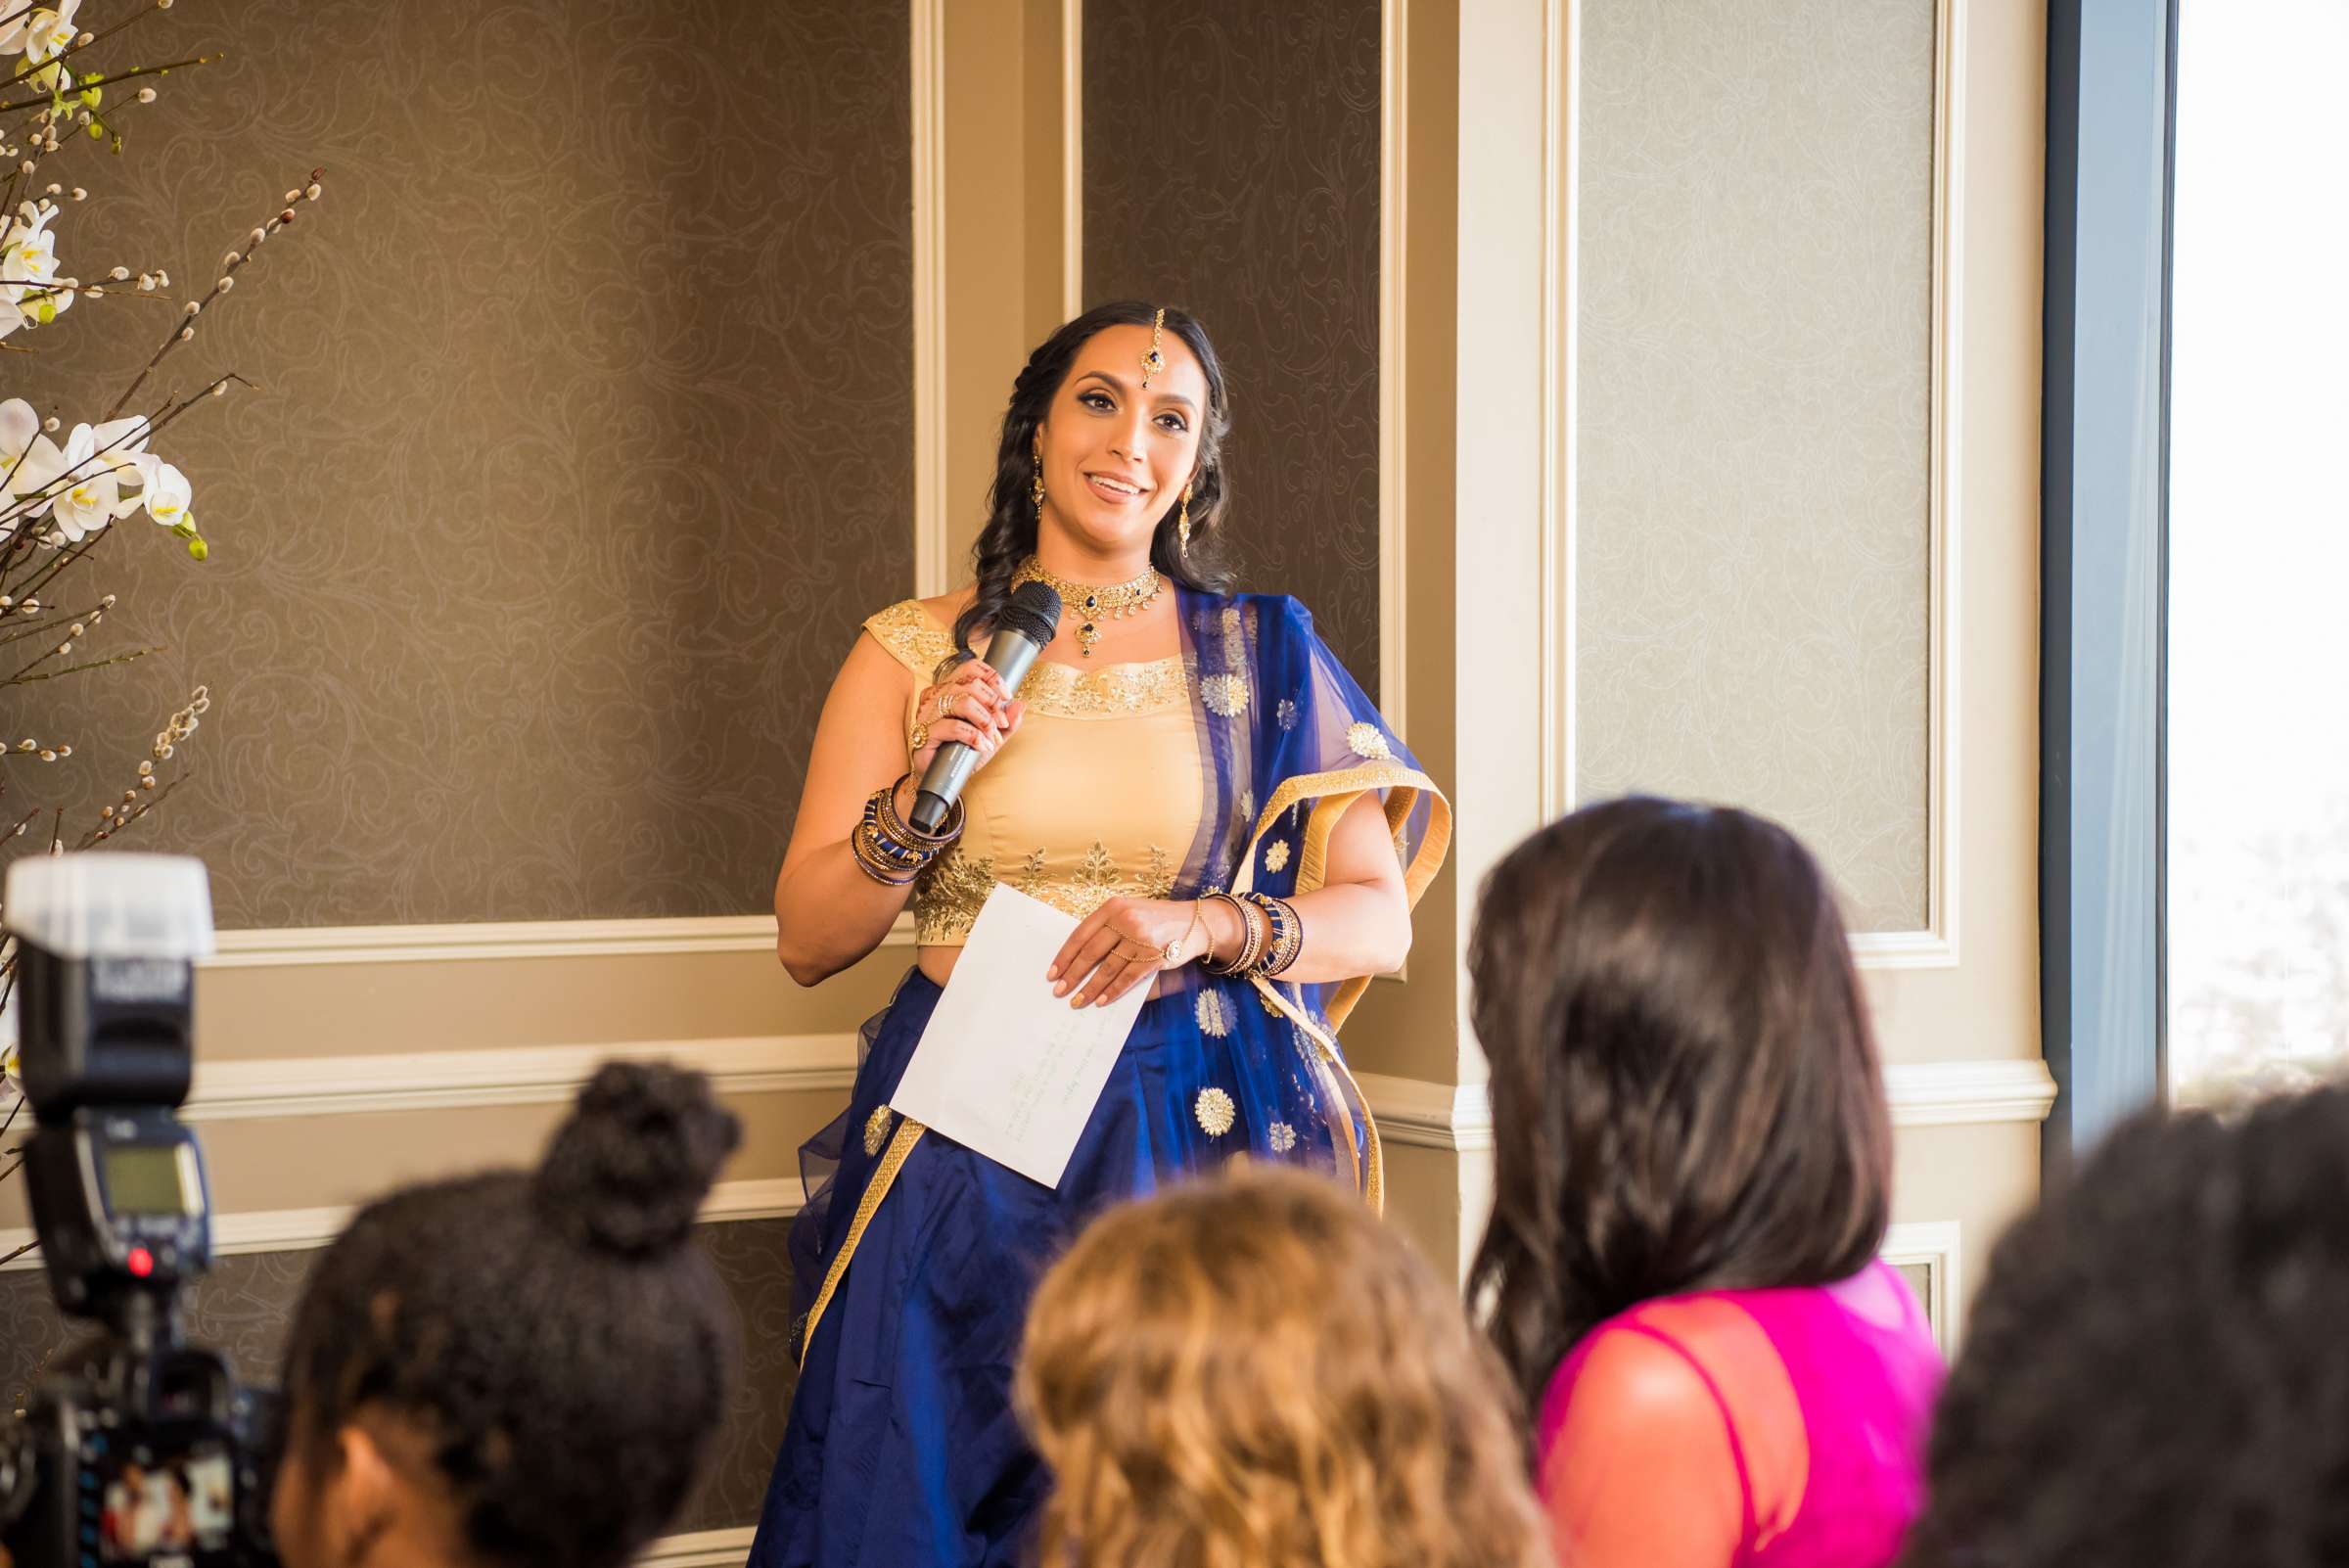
[1011,555,1163,658]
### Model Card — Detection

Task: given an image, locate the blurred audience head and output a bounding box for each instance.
[1902,1083,2349,1568]
[1016,1165,1550,1568]
[272,1062,742,1568]
[1466,795,1893,1405]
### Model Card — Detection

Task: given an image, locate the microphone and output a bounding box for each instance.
[908,579,1062,835]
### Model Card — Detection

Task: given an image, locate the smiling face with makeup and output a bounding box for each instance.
[1034,322,1211,573]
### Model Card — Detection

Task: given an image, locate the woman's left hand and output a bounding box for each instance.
[1049,897,1203,1007]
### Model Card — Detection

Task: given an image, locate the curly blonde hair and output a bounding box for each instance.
[1015,1165,1551,1568]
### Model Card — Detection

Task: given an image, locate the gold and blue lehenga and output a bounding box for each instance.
[749,589,1450,1568]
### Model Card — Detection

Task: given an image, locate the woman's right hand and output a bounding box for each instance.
[908,658,1026,777]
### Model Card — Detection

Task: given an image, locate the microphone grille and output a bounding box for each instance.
[999,579,1063,647]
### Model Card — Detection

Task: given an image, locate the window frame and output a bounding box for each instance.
[2039,0,2178,1168]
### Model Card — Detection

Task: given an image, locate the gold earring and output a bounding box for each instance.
[1177,484,1193,554]
[1031,450,1044,519]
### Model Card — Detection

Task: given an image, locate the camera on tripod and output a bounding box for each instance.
[0,854,277,1568]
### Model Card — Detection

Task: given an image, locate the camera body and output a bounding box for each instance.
[0,855,280,1568]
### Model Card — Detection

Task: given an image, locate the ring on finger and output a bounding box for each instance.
[908,721,930,755]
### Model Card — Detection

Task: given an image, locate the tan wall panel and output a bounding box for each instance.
[1574,0,1938,932]
[1892,1120,2041,1313]
[192,944,905,1061]
[1379,1140,1465,1270]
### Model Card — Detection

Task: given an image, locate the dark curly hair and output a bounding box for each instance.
[1465,796,1893,1410]
[277,1062,743,1568]
[1900,1083,2349,1568]
[951,300,1235,655]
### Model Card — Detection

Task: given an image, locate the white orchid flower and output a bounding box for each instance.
[48,424,123,542]
[9,420,91,522]
[0,397,39,487]
[142,460,193,531]
[91,415,154,518]
[0,206,70,327]
[21,2,81,66]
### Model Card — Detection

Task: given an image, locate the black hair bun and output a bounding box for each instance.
[533,1062,742,1258]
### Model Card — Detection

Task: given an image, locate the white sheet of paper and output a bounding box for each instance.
[888,883,1149,1189]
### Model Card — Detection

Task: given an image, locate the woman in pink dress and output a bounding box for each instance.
[1467,797,1943,1568]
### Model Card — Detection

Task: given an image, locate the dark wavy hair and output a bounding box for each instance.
[1901,1084,2349,1568]
[278,1063,742,1568]
[1465,796,1893,1409]
[951,300,1235,654]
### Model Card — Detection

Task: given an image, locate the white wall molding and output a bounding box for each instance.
[1539,0,1576,820]
[165,1032,2049,1149]
[1377,0,1411,737]
[1357,1071,1493,1154]
[1880,1218,1964,1355]
[1,1177,807,1273]
[1360,1056,2052,1153]
[203,913,911,970]
[643,1528,758,1568]
[184,1035,860,1123]
[1882,1056,2057,1128]
[1857,0,1969,971]
[1059,0,1083,320]
[910,0,951,597]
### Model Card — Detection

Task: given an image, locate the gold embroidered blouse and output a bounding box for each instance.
[862,600,1204,946]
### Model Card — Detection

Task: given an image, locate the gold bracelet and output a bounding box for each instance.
[1170,899,1205,967]
[1209,893,1267,977]
[1200,892,1252,975]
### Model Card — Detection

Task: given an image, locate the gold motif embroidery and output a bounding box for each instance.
[864,600,959,675]
[1020,653,1191,716]
[913,841,1180,944]
[862,1105,894,1157]
[1264,839,1291,874]
[1195,1086,1237,1137]
[1346,720,1393,761]
[864,602,1190,716]
[1196,989,1232,1038]
[1202,672,1250,718]
[1268,1121,1298,1154]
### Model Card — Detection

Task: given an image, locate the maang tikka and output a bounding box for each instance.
[1140,307,1167,389]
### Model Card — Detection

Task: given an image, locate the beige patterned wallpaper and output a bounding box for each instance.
[10,0,913,926]
[1082,0,1383,696]
[1574,0,1936,931]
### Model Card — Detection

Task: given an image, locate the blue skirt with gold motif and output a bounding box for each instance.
[746,966,1366,1568]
